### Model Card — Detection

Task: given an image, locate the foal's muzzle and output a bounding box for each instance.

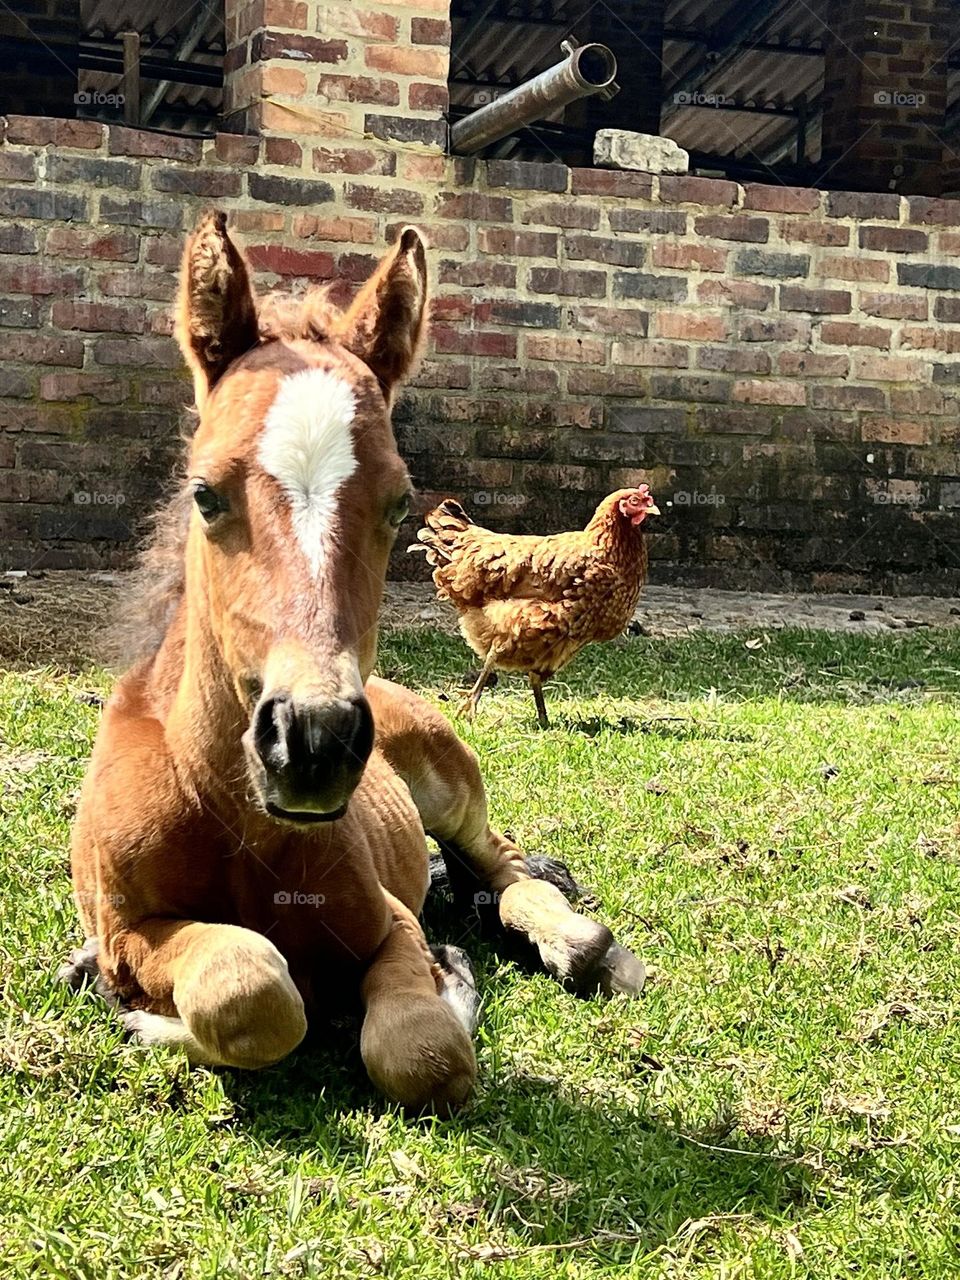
[249,689,374,822]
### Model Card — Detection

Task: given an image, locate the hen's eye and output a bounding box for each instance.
[193,482,227,521]
[388,493,412,528]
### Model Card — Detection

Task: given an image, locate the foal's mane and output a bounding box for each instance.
[111,287,344,667]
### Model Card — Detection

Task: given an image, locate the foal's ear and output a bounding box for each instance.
[337,226,428,399]
[175,210,259,410]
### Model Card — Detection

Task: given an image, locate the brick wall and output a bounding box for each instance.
[2,1,960,592]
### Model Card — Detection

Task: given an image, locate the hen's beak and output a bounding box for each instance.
[646,503,661,516]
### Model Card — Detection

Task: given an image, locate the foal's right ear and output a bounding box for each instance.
[175,210,259,411]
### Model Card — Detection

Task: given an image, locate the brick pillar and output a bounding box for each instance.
[223,0,450,153]
[820,0,950,196]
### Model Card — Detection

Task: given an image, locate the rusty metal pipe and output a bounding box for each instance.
[450,39,619,155]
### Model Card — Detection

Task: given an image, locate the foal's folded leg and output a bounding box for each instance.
[360,890,476,1116]
[116,919,307,1069]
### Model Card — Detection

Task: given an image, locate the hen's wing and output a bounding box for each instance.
[412,499,613,608]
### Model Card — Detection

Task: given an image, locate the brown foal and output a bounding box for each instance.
[65,212,644,1114]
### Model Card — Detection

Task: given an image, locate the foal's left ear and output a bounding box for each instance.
[337,226,428,399]
[175,210,260,411]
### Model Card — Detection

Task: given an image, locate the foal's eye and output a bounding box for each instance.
[193,482,227,521]
[387,494,412,529]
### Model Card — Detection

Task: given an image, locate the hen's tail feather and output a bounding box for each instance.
[408,497,476,568]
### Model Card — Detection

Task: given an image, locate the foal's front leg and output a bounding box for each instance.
[109,918,307,1069]
[360,889,476,1115]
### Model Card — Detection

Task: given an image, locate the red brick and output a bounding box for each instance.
[780,221,849,246]
[698,347,771,374]
[409,82,449,111]
[569,169,653,199]
[733,379,805,406]
[45,227,138,261]
[5,115,103,148]
[777,351,849,377]
[0,152,35,181]
[477,228,557,257]
[264,137,302,166]
[318,73,400,105]
[819,256,889,282]
[364,44,446,77]
[313,146,394,175]
[320,7,398,40]
[0,263,79,295]
[435,192,512,222]
[742,184,820,213]
[40,372,129,402]
[291,214,375,245]
[520,201,599,230]
[693,215,769,243]
[525,335,605,364]
[890,388,947,414]
[438,261,516,288]
[655,312,728,341]
[214,133,260,165]
[264,0,307,25]
[478,367,558,394]
[820,321,891,349]
[907,196,960,226]
[432,327,516,357]
[345,183,423,215]
[568,368,647,396]
[611,340,688,368]
[738,316,811,343]
[810,385,884,411]
[939,232,960,256]
[528,267,606,298]
[51,302,145,333]
[827,191,902,220]
[659,175,738,206]
[652,243,727,272]
[246,245,335,277]
[859,225,928,252]
[861,417,931,444]
[898,327,960,354]
[698,279,774,309]
[110,127,202,161]
[569,307,649,337]
[3,333,84,367]
[411,16,451,43]
[855,354,928,381]
[779,286,851,314]
[859,291,927,320]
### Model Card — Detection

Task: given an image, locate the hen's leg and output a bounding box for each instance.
[368,678,644,997]
[529,673,550,729]
[458,651,496,721]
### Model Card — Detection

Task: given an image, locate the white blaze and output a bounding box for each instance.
[258,367,357,577]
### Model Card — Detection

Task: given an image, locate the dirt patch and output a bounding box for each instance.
[2,570,960,672]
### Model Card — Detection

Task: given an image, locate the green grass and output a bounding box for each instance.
[3,626,960,1278]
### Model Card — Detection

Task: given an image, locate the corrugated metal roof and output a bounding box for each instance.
[451,0,958,173]
[79,0,223,132]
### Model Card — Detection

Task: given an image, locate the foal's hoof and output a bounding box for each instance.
[57,937,100,991]
[57,936,122,1006]
[434,944,480,1035]
[596,941,646,998]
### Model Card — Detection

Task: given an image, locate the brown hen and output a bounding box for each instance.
[411,486,659,728]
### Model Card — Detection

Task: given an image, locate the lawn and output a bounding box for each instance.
[2,626,960,1278]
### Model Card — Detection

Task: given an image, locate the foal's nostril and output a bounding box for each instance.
[253,690,294,769]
